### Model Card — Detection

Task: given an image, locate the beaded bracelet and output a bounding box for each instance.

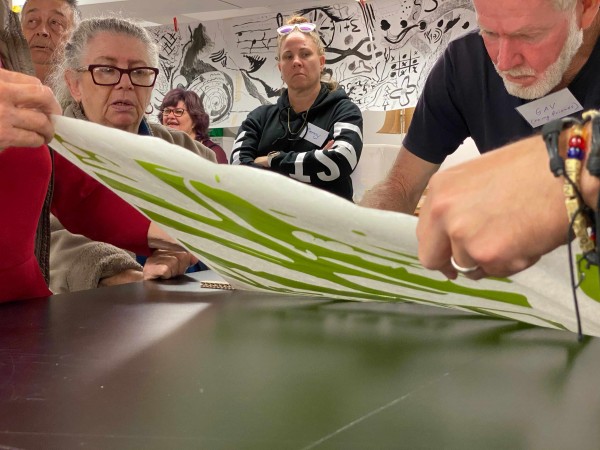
[564,122,596,260]
[541,111,598,266]
[542,111,600,340]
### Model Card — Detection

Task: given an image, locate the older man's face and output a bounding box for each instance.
[21,0,75,66]
[474,0,582,99]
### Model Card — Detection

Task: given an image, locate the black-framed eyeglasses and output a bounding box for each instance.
[161,107,187,117]
[76,64,159,87]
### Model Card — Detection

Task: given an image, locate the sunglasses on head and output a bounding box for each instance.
[276,23,317,35]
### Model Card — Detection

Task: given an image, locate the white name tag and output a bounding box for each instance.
[516,88,583,128]
[302,122,329,147]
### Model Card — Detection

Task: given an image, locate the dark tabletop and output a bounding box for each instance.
[1,272,599,450]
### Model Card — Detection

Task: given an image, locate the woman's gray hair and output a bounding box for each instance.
[551,0,578,10]
[50,16,159,107]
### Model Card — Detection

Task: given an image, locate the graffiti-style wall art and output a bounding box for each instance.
[148,0,476,128]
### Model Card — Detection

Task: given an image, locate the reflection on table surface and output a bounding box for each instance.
[1,272,599,450]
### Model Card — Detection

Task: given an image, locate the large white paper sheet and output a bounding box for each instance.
[51,116,600,337]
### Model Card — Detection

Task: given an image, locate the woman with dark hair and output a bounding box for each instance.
[159,88,228,164]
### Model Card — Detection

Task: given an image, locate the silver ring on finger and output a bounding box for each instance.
[450,256,480,274]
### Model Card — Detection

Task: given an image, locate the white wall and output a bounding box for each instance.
[351,110,478,201]
[361,110,479,168]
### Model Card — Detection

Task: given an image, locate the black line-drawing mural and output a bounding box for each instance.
[148,0,476,128]
[150,23,235,124]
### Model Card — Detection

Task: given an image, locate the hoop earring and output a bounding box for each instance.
[145,104,154,115]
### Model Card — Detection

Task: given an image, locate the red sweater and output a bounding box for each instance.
[0,145,151,302]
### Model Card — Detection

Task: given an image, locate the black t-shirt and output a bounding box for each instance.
[404,30,600,164]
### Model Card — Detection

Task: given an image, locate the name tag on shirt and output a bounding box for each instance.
[515,88,583,128]
[302,122,329,147]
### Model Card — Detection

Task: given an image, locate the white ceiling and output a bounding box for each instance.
[73,0,346,26]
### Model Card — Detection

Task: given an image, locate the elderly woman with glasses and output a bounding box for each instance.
[0,6,196,301]
[230,15,363,202]
[159,88,228,164]
[53,18,217,151]
[46,17,217,293]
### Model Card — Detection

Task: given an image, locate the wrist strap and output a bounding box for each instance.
[541,117,578,177]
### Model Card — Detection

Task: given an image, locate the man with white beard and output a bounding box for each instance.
[360,0,600,214]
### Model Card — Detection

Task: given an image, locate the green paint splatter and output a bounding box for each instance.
[98,160,530,309]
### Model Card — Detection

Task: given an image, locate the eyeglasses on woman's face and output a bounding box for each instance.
[161,107,187,117]
[276,23,316,35]
[76,64,159,87]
